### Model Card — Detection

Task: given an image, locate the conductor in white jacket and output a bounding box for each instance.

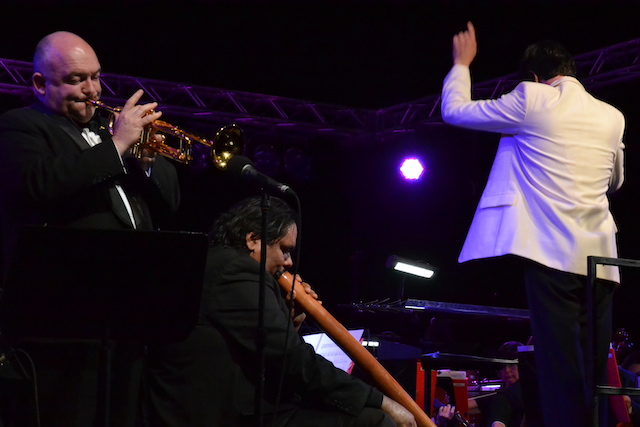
[441,22,625,427]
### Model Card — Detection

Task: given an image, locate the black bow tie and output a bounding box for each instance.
[85,120,102,133]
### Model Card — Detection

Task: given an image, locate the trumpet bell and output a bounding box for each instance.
[212,123,244,170]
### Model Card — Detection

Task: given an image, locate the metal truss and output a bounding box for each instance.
[0,59,33,96]
[376,38,640,133]
[2,37,640,139]
[0,58,374,139]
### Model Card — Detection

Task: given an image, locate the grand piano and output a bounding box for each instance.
[337,297,531,370]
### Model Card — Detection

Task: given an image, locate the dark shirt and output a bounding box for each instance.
[0,101,180,426]
[488,381,524,427]
[0,102,180,271]
[146,245,383,426]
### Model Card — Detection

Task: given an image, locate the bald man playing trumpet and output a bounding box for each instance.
[0,31,180,426]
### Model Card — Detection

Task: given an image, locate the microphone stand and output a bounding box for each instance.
[255,191,269,427]
[249,172,299,426]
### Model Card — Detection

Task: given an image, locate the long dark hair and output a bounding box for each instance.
[211,196,298,253]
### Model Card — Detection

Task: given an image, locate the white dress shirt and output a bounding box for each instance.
[81,127,137,229]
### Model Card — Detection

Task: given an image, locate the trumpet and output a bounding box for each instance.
[86,99,244,169]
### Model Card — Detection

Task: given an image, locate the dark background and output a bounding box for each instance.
[2,0,640,353]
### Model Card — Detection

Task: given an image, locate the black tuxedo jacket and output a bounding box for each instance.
[0,102,180,270]
[146,246,382,426]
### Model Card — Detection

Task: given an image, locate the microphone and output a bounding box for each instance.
[227,155,293,195]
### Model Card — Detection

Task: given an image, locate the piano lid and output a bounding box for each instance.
[404,299,529,320]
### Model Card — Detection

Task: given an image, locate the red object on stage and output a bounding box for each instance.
[415,363,469,420]
[607,345,631,425]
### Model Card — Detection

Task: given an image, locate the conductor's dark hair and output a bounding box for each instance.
[211,196,298,253]
[519,40,576,81]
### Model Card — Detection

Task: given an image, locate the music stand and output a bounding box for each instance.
[587,256,640,427]
[0,226,209,426]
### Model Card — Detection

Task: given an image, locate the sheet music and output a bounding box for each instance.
[303,329,364,374]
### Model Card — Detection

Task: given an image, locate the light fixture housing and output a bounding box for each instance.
[386,255,437,279]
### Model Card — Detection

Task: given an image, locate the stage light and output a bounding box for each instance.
[386,255,437,279]
[400,158,424,180]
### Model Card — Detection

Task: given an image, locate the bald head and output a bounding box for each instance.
[32,31,102,123]
[33,31,97,78]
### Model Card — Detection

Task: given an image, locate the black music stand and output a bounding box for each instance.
[587,256,640,427]
[0,226,209,427]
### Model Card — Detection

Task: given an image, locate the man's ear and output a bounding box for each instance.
[245,232,259,252]
[32,73,46,96]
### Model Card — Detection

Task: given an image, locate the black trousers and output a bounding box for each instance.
[523,260,615,427]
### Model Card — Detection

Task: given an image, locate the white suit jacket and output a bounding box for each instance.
[441,65,625,282]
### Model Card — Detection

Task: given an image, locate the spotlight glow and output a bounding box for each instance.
[386,255,437,279]
[400,158,424,180]
[393,261,435,278]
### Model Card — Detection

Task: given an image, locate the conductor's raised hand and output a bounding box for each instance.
[110,89,162,156]
[452,21,477,67]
